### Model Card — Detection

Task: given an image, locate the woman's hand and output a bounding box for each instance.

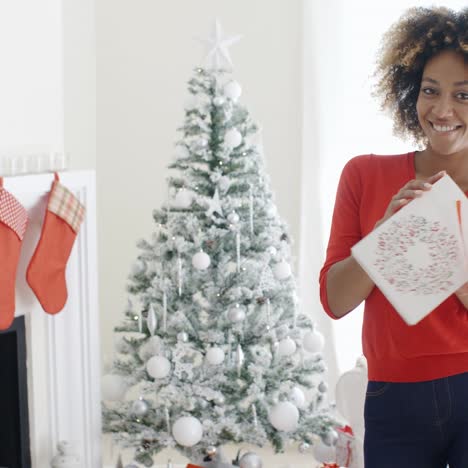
[374,170,446,230]
[455,282,468,309]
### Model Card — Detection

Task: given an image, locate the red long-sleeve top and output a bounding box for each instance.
[320,152,468,382]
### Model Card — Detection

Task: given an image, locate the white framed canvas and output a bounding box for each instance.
[352,175,468,325]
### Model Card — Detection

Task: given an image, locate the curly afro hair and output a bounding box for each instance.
[373,6,468,146]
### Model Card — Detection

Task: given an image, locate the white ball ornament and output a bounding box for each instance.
[273,260,292,280]
[192,251,211,270]
[172,416,203,447]
[277,337,297,357]
[239,452,263,468]
[213,96,225,106]
[131,259,146,276]
[224,80,242,101]
[228,305,246,323]
[101,374,127,401]
[197,137,208,148]
[269,401,299,432]
[146,355,171,379]
[303,328,325,353]
[228,212,240,224]
[267,246,277,257]
[225,128,242,148]
[174,190,192,209]
[290,386,306,409]
[206,347,225,365]
[175,144,189,159]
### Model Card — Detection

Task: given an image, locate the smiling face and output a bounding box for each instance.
[416,50,468,157]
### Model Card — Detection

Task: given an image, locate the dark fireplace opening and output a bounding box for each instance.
[0,316,31,468]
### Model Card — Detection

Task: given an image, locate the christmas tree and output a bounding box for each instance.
[102,20,336,467]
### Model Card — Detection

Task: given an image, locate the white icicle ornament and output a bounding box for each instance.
[146,355,171,379]
[192,251,211,270]
[172,416,203,447]
[273,260,291,280]
[269,401,299,432]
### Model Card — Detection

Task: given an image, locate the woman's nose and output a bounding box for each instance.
[432,95,454,119]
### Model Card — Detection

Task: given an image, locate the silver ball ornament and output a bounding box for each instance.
[322,428,339,447]
[131,398,149,417]
[318,381,328,393]
[205,446,217,457]
[177,331,189,342]
[239,452,263,468]
[214,394,225,405]
[298,441,310,453]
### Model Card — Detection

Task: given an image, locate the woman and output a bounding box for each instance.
[319,7,468,468]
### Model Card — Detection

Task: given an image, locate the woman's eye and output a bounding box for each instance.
[456,92,468,100]
[421,87,436,95]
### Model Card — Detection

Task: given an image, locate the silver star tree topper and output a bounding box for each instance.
[197,19,242,70]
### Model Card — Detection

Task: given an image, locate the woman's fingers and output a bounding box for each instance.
[426,170,446,185]
[374,171,446,230]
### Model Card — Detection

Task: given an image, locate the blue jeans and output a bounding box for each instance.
[364,371,468,468]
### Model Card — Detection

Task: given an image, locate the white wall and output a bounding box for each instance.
[96,0,303,366]
[63,0,97,171]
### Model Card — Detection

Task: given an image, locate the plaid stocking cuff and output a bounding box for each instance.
[0,188,28,240]
[48,181,85,233]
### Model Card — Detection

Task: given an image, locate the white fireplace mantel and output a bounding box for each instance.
[4,171,101,467]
